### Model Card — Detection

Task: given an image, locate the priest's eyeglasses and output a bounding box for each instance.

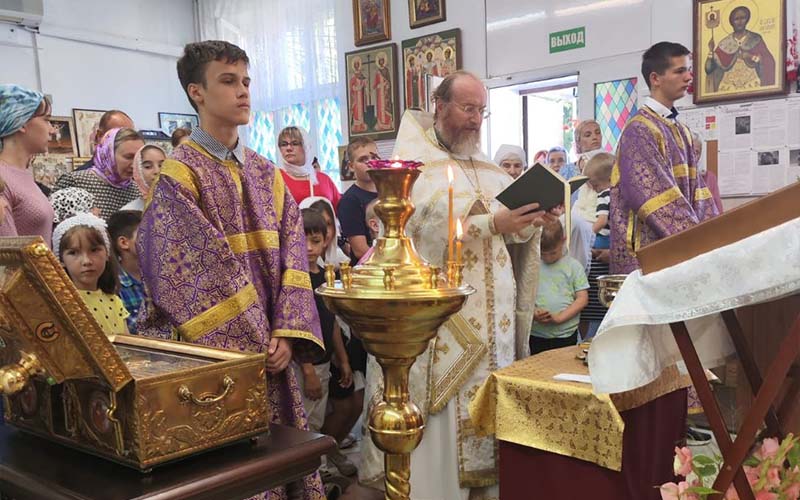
[450,102,491,119]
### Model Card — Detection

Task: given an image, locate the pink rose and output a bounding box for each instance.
[754,492,778,500]
[766,466,781,488]
[756,438,780,460]
[674,446,694,477]
[660,481,697,500]
[784,482,800,500]
[745,465,761,486]
[660,482,681,500]
[724,485,741,500]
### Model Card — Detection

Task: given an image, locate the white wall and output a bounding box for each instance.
[484,1,696,120]
[0,0,197,131]
[334,0,487,140]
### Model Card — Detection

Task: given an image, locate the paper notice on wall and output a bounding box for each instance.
[719,105,755,150]
[788,148,800,186]
[679,106,719,141]
[788,100,800,147]
[750,101,788,148]
[752,148,789,194]
[718,150,753,195]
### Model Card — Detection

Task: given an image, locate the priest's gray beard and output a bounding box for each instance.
[434,122,481,157]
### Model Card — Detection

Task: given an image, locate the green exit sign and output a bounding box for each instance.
[549,27,586,54]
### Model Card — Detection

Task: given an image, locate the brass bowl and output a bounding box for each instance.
[596,274,628,308]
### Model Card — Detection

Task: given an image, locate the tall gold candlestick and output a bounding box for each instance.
[317,159,474,500]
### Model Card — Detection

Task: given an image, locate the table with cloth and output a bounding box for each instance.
[470,345,690,499]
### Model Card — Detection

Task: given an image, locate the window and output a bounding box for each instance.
[249,99,343,181]
[199,0,343,184]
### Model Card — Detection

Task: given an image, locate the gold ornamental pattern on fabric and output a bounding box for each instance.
[469,345,690,471]
[317,164,474,500]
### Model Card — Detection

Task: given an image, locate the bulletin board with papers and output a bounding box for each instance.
[680,97,800,197]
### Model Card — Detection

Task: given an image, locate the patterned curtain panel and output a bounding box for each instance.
[249,99,342,179]
[594,78,638,153]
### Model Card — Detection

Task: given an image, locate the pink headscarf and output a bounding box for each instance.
[91,128,132,189]
[132,144,165,196]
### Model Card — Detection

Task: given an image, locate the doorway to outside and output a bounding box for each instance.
[487,74,578,166]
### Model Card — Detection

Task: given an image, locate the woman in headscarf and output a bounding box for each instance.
[121,144,166,211]
[0,84,56,246]
[277,125,341,209]
[493,144,527,179]
[53,127,143,219]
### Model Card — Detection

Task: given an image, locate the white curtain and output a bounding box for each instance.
[198,0,339,112]
[197,0,343,175]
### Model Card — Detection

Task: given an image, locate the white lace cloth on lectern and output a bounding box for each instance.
[589,216,800,395]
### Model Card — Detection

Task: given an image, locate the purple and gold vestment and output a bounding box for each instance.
[137,140,325,499]
[611,106,719,273]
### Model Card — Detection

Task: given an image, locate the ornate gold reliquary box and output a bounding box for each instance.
[0,237,269,471]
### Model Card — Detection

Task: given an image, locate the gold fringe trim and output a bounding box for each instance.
[428,313,488,414]
[225,230,279,254]
[160,160,200,200]
[638,186,682,220]
[281,269,312,289]
[459,468,498,488]
[272,329,325,351]
[178,284,258,341]
[626,210,637,254]
[695,187,713,201]
[631,112,667,158]
[273,169,285,221]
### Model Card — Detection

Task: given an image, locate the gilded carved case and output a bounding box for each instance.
[0,237,269,471]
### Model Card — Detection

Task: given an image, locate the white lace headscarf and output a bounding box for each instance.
[50,188,96,224]
[277,126,318,185]
[52,212,110,259]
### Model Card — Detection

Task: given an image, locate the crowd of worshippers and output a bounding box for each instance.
[0,55,725,483]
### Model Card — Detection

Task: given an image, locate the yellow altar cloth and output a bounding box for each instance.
[469,345,690,471]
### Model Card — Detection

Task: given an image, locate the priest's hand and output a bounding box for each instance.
[266,337,293,373]
[493,203,549,234]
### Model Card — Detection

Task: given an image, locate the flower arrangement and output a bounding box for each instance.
[660,434,800,500]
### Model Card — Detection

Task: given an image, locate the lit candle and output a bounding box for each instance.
[455,218,463,267]
[392,155,402,169]
[447,165,454,263]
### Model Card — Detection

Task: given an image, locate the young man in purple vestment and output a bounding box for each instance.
[136,40,326,500]
[610,42,720,274]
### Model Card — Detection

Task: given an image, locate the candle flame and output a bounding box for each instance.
[447,165,454,184]
[456,218,463,239]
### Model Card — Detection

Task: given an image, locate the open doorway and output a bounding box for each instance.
[488,74,578,166]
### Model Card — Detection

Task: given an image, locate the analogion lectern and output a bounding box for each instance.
[636,182,800,500]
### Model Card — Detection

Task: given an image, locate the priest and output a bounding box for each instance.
[360,70,553,500]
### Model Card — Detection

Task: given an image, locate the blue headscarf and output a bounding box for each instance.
[0,84,45,139]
